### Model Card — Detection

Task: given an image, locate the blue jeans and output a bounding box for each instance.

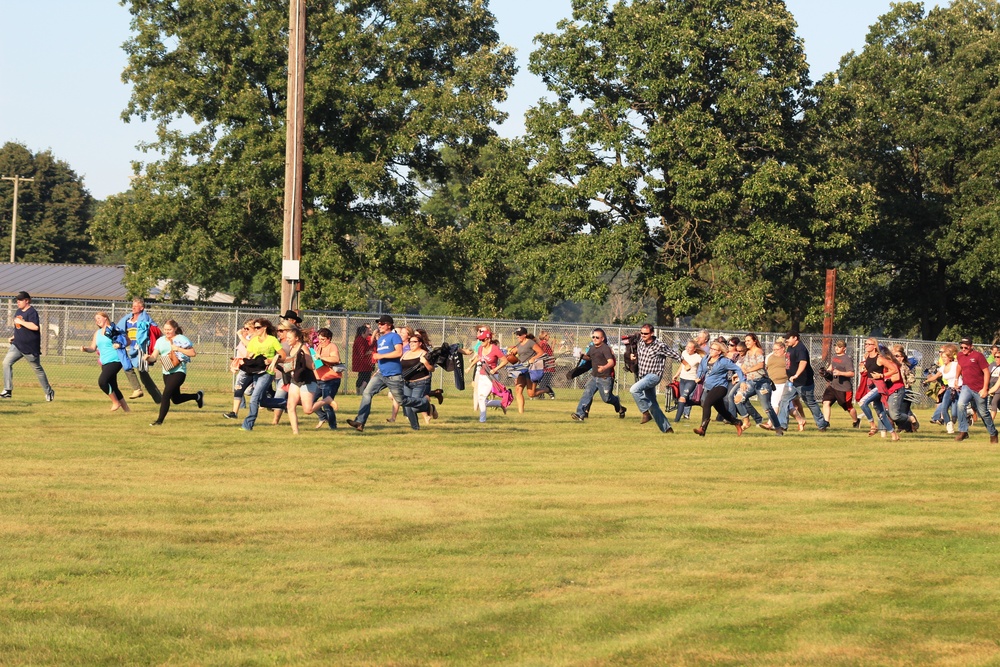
[858,387,893,431]
[778,382,829,430]
[675,378,697,421]
[3,345,52,395]
[403,378,430,430]
[575,376,621,418]
[318,378,341,428]
[242,372,274,430]
[630,373,671,433]
[932,388,959,423]
[736,377,780,428]
[355,372,429,426]
[957,386,998,436]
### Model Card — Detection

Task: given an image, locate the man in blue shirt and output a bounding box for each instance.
[2,291,54,401]
[346,315,443,432]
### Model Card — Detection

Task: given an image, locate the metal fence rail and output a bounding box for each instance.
[2,299,952,406]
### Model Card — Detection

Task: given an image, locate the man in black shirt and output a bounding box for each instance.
[776,331,828,431]
[572,328,625,421]
[2,291,54,401]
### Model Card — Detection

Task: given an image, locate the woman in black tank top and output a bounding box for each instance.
[400,332,440,429]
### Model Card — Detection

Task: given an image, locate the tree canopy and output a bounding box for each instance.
[88,0,1000,337]
[0,142,97,265]
[93,0,515,305]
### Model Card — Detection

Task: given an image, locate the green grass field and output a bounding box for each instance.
[3,371,1000,665]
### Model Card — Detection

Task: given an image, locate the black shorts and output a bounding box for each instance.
[822,385,854,410]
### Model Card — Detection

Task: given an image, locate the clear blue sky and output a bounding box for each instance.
[0,0,898,200]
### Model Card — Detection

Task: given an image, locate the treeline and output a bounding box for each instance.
[84,0,1000,340]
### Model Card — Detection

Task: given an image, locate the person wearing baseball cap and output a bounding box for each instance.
[954,337,999,443]
[2,291,55,401]
[346,315,443,432]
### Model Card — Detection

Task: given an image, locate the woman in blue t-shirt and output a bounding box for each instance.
[80,311,130,413]
[145,319,203,426]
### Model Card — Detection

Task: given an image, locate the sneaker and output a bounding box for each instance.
[129,389,144,399]
[852,419,861,429]
[571,413,584,422]
[547,389,556,399]
[346,419,364,432]
[222,411,238,419]
[45,391,54,402]
[618,406,627,420]
[0,390,11,399]
[946,422,954,434]
[196,391,204,409]
[150,421,162,427]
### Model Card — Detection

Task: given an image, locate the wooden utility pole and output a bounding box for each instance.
[2,175,34,263]
[821,268,837,362]
[280,0,306,314]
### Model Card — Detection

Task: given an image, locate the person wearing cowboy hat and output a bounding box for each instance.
[280,309,303,326]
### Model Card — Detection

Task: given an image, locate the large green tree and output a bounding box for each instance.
[511,0,823,327]
[818,0,1000,339]
[0,142,96,264]
[93,0,515,305]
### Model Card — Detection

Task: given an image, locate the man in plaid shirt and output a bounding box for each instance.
[629,324,682,433]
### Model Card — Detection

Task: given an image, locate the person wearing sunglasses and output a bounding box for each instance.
[223,319,256,419]
[693,341,747,436]
[509,327,545,414]
[953,337,999,443]
[628,325,682,433]
[571,328,625,422]
[399,330,438,429]
[346,315,443,432]
[238,319,286,431]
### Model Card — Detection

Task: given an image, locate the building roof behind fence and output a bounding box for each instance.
[0,262,235,303]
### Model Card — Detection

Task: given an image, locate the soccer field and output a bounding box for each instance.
[3,383,1000,666]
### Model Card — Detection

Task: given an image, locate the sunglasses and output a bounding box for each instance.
[591,335,603,340]
[640,331,652,336]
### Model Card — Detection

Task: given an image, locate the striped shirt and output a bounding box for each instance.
[636,337,681,378]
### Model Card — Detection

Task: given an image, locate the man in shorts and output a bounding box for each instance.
[822,339,860,428]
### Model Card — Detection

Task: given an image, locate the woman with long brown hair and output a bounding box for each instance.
[145,319,203,426]
[80,311,130,413]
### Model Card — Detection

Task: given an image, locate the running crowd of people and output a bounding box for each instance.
[4,293,999,443]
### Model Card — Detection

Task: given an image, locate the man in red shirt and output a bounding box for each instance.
[954,337,999,443]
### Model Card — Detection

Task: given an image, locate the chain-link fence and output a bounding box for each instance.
[0,299,955,407]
